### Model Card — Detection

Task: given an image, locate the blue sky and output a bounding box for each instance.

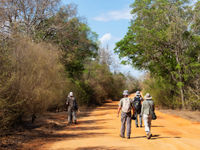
[63,0,144,78]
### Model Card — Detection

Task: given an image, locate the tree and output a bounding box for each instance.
[34,5,98,79]
[115,0,200,108]
[0,0,60,37]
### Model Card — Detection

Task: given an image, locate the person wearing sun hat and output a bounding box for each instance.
[66,92,78,125]
[141,93,155,139]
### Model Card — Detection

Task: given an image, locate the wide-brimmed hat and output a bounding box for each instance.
[144,93,152,99]
[69,92,73,97]
[136,91,141,96]
[123,90,129,96]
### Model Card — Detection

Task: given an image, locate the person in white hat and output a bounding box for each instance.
[141,93,155,139]
[117,90,135,139]
[66,92,78,125]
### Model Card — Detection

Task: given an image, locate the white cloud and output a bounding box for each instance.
[99,33,121,45]
[100,33,112,44]
[93,8,131,22]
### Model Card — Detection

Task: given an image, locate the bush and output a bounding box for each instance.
[0,37,67,129]
[142,75,180,109]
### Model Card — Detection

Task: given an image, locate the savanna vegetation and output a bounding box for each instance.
[0,0,140,131]
[115,0,200,110]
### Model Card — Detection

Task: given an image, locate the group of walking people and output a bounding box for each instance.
[117,90,155,139]
[65,90,155,140]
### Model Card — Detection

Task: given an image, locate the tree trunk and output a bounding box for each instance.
[180,86,185,109]
[175,50,185,109]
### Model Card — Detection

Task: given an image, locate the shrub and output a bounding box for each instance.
[142,75,180,109]
[0,37,67,129]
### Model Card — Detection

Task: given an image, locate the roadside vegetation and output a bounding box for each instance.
[115,0,200,110]
[0,0,140,132]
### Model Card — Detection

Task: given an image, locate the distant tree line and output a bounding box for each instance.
[0,0,140,131]
[115,0,200,110]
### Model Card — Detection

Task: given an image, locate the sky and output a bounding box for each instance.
[62,0,145,78]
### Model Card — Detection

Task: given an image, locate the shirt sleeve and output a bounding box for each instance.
[119,99,123,107]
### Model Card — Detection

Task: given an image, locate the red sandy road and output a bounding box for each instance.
[37,98,200,150]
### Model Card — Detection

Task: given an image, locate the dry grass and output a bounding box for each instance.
[158,108,200,122]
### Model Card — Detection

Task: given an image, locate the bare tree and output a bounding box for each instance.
[0,0,60,37]
[98,45,112,66]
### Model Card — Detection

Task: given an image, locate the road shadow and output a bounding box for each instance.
[151,125,165,127]
[133,134,181,140]
[150,134,181,140]
[87,112,109,117]
[94,107,116,111]
[0,106,108,150]
[76,146,128,150]
[132,136,146,139]
[68,126,104,131]
[77,119,107,124]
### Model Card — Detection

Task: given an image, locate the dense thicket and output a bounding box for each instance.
[0,37,67,129]
[0,0,139,130]
[115,0,200,110]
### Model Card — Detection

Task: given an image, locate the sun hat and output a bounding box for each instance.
[144,93,152,100]
[69,92,73,97]
[136,91,141,96]
[123,90,129,96]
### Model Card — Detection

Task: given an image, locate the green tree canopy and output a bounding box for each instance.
[115,0,200,108]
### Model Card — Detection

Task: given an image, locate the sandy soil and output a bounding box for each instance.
[30,95,200,150]
[158,109,200,122]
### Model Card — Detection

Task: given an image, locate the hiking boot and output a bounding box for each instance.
[147,133,152,139]
[149,134,152,139]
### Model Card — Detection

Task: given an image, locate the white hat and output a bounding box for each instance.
[136,91,141,96]
[123,90,129,96]
[69,92,73,97]
[144,93,152,100]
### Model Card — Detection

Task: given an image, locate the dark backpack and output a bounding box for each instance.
[73,99,78,111]
[133,97,142,113]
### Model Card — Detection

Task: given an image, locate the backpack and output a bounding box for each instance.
[73,98,78,111]
[122,98,132,113]
[133,97,142,113]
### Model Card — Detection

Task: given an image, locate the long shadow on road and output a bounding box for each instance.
[133,134,181,140]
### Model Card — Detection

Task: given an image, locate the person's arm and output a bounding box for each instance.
[131,98,135,115]
[132,107,135,115]
[140,96,144,103]
[117,100,122,117]
[117,106,121,117]
[65,97,69,111]
[66,97,69,105]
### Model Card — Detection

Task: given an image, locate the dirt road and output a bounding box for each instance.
[39,98,200,150]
